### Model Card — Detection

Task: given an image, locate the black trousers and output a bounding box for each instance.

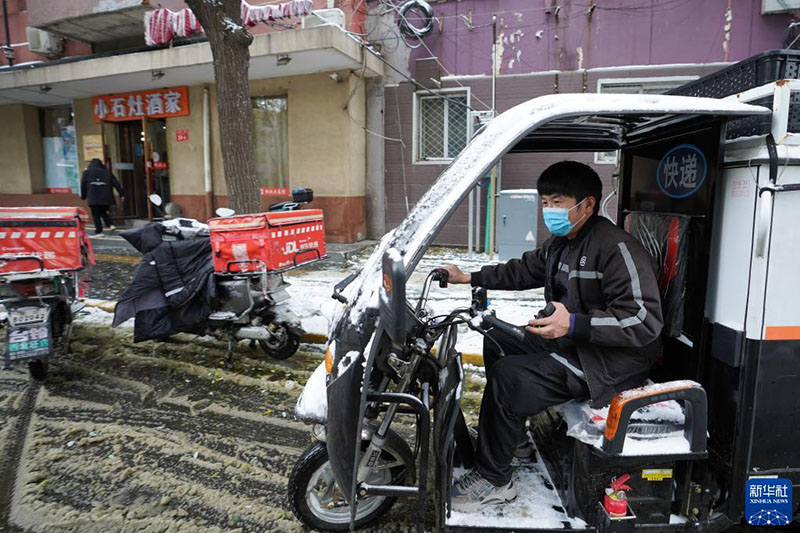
[90,205,113,234]
[476,327,590,487]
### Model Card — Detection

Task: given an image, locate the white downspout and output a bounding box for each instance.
[203,86,213,219]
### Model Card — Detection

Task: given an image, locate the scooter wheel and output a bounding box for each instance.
[28,359,48,381]
[288,441,406,531]
[258,324,300,360]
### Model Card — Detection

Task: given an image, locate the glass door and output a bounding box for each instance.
[144,118,169,220]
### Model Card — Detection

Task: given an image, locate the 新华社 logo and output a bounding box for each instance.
[745,478,793,526]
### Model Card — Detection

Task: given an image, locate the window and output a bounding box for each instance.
[252,96,288,187]
[594,77,697,164]
[40,106,79,194]
[414,89,470,162]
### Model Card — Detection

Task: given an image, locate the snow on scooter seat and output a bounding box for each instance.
[447,439,588,530]
[556,380,695,456]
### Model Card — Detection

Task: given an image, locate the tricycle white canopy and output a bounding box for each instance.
[335,93,771,332]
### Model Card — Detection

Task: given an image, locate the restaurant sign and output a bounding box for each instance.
[92,87,190,122]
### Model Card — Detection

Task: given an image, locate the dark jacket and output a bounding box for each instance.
[471,215,663,406]
[81,159,124,207]
[113,226,215,342]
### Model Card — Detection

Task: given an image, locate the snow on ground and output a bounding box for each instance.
[283,246,546,356]
[448,439,588,530]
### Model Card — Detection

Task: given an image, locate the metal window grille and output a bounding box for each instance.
[418,93,469,160]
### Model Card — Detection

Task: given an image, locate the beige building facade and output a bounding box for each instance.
[0,24,382,242]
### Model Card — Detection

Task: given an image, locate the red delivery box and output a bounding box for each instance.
[0,207,94,274]
[209,210,326,274]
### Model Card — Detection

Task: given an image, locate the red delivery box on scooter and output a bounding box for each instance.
[209,210,326,274]
[0,207,94,273]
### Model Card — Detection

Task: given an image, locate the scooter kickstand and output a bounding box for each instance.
[225,339,235,369]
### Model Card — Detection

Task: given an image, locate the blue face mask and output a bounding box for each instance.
[542,199,587,237]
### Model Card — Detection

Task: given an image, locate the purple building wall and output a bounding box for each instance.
[378,1,794,246]
[405,0,790,77]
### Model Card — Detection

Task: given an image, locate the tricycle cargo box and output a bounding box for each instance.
[668,49,800,139]
[0,207,93,274]
[668,49,800,99]
[209,210,326,274]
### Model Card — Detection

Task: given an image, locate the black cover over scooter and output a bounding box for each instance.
[113,225,215,342]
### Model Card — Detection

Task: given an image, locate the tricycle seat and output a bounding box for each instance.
[557,379,708,460]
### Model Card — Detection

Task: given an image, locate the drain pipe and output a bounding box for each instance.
[2,0,13,67]
[203,85,214,219]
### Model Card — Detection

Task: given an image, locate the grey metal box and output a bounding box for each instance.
[496,189,538,261]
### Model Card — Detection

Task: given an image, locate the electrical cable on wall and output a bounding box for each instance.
[396,0,434,38]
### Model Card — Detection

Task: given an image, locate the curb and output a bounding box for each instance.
[80,300,486,366]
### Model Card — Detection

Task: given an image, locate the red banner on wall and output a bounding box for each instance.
[92,87,190,122]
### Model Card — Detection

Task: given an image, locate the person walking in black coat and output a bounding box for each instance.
[80,158,125,235]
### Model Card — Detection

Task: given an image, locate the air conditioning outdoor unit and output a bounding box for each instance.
[27,27,64,57]
[301,8,345,30]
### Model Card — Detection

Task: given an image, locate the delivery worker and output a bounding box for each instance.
[441,161,664,512]
[81,158,125,236]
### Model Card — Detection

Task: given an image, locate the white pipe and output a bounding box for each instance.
[203,86,212,197]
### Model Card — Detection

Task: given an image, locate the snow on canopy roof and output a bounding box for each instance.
[509,93,769,153]
[395,93,769,269]
[332,93,769,333]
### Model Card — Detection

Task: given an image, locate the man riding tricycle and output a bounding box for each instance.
[289,58,799,531]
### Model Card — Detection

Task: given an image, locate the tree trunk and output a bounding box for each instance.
[186,0,261,215]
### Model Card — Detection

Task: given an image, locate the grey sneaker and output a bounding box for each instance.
[451,469,517,513]
[107,225,117,231]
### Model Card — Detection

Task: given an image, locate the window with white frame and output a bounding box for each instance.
[415,90,470,162]
[595,77,697,164]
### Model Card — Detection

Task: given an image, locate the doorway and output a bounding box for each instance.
[106,118,170,220]
[114,120,146,219]
[145,118,170,214]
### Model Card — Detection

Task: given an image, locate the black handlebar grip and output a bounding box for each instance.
[433,268,449,288]
[482,314,526,343]
[536,302,556,319]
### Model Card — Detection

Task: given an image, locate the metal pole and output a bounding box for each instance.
[492,15,497,116]
[488,15,498,259]
[203,86,214,220]
[468,189,474,253]
[2,0,13,67]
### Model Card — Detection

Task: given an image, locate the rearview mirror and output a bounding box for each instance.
[379,248,407,350]
[148,194,163,206]
[215,207,235,217]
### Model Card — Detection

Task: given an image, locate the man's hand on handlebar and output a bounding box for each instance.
[526,301,571,339]
[439,265,470,285]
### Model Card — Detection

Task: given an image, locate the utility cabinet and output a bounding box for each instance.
[496,189,538,261]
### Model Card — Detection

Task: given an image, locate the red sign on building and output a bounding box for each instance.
[92,87,190,122]
[176,129,189,142]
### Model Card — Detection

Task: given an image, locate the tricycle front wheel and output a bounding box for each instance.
[288,441,407,531]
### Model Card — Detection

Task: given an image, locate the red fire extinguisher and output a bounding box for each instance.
[603,474,632,518]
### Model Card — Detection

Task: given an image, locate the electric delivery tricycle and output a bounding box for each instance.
[289,62,800,531]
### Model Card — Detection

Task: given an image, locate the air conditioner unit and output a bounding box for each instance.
[762,0,800,14]
[302,8,346,30]
[27,27,64,57]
